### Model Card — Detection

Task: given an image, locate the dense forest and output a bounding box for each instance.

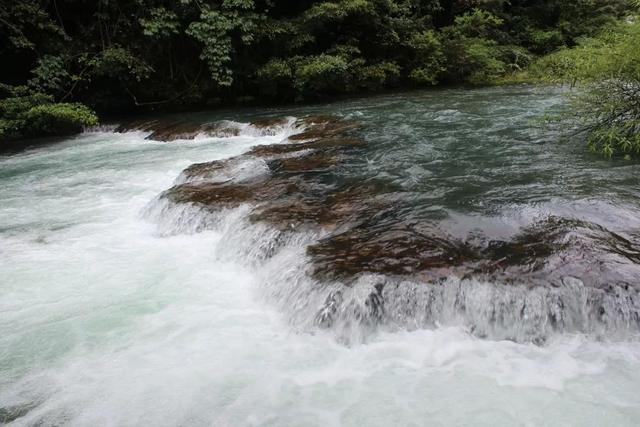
[0,0,638,151]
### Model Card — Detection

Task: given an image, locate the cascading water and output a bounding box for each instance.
[1,86,640,426]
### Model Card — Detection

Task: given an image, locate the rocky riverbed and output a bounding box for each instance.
[122,111,640,344]
[3,86,640,426]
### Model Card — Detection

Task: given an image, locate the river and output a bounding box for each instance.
[1,85,640,426]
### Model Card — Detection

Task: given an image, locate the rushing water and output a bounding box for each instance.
[1,86,640,426]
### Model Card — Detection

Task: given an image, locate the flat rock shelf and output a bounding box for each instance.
[2,86,640,426]
[146,111,640,344]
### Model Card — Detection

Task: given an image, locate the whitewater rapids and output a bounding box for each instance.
[2,87,640,426]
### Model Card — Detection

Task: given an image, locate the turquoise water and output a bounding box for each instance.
[1,86,640,426]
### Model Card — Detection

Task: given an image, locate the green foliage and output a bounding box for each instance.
[0,0,66,52]
[294,54,351,95]
[355,61,401,90]
[531,16,640,158]
[442,38,505,83]
[406,30,446,85]
[452,9,504,38]
[555,0,632,44]
[29,55,72,96]
[89,47,153,83]
[186,1,260,86]
[22,103,98,137]
[0,92,53,119]
[427,10,515,84]
[588,125,640,158]
[523,28,565,54]
[257,59,293,81]
[257,53,401,98]
[140,8,180,38]
[303,0,377,24]
[0,0,635,121]
[256,58,293,97]
[499,45,534,72]
[0,86,97,141]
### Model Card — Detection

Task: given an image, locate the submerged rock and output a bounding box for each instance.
[116,117,297,141]
[247,136,365,157]
[164,177,305,208]
[162,114,371,232]
[180,159,232,183]
[249,182,390,231]
[115,118,245,141]
[250,117,291,129]
[266,151,339,173]
[162,113,640,288]
[178,156,270,185]
[153,112,640,343]
[308,222,477,279]
[289,115,363,141]
[308,214,640,287]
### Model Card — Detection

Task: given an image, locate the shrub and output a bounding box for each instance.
[23,103,98,137]
[531,17,640,158]
[256,58,294,97]
[588,125,640,158]
[0,87,98,141]
[28,55,72,96]
[294,54,351,95]
[442,34,506,84]
[452,9,504,39]
[524,28,565,54]
[352,61,401,90]
[0,93,53,118]
[406,30,446,85]
[498,45,533,72]
[439,10,508,84]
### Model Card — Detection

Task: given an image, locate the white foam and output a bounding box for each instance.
[1,129,640,426]
[110,116,301,142]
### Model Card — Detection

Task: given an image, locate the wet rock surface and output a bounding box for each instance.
[248,182,391,231]
[159,114,640,290]
[116,118,241,141]
[115,116,297,141]
[287,116,362,141]
[154,113,640,340]
[163,115,375,232]
[309,215,640,286]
